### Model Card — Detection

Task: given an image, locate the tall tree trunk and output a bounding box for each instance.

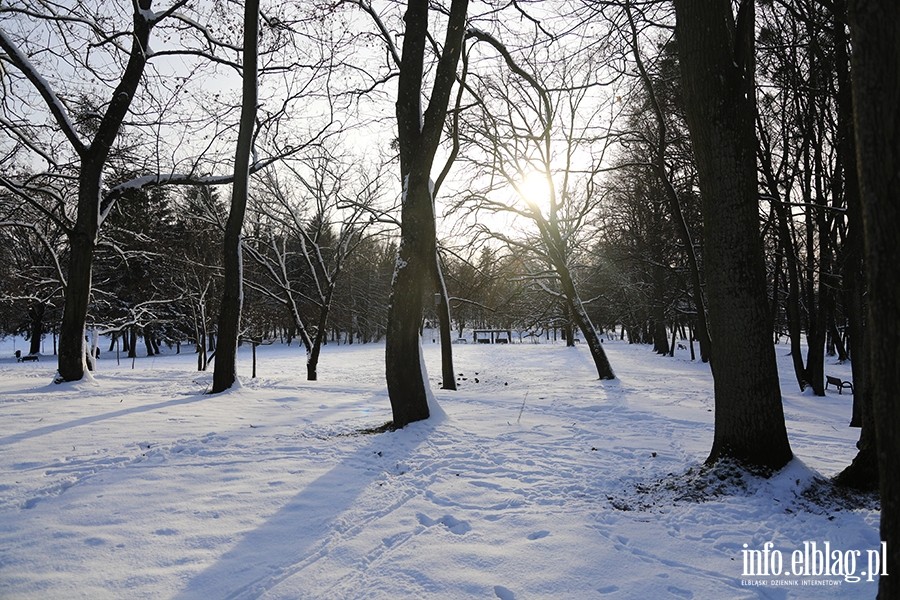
[760,134,808,391]
[22,2,156,382]
[385,0,468,427]
[386,173,435,425]
[28,302,44,355]
[833,0,877,488]
[674,0,793,471]
[803,115,831,396]
[800,57,827,396]
[434,253,456,391]
[57,162,101,381]
[847,0,900,589]
[211,0,259,393]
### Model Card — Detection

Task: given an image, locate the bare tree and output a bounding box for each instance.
[2,0,341,385]
[454,30,616,379]
[385,0,469,426]
[210,0,259,393]
[673,0,792,470]
[243,149,389,380]
[847,0,900,589]
[0,0,192,381]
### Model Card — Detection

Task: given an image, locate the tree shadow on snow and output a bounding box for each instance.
[172,425,425,600]
[0,394,210,446]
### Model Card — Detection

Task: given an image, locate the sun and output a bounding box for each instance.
[516,171,552,211]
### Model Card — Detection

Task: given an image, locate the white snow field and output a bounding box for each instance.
[0,336,880,599]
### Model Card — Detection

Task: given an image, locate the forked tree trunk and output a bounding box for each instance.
[211,0,259,393]
[847,0,900,589]
[385,0,468,427]
[674,0,792,471]
[0,3,158,382]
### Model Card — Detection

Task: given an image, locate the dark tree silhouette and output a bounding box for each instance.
[673,0,792,471]
[0,0,184,382]
[212,0,259,393]
[847,0,900,589]
[386,0,469,426]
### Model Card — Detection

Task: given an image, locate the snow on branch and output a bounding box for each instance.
[0,176,72,235]
[99,151,298,226]
[0,27,86,156]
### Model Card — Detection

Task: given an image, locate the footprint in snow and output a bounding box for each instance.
[416,513,471,535]
[494,585,516,600]
[667,585,693,598]
[597,585,619,594]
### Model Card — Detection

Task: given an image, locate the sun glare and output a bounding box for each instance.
[516,172,552,211]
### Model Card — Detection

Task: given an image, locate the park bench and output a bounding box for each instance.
[473,329,512,344]
[825,375,853,395]
[15,351,39,362]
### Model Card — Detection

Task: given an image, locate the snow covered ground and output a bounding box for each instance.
[0,335,879,599]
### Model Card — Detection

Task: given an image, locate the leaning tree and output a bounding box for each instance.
[453,30,617,379]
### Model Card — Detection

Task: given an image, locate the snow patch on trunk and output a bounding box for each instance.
[419,337,447,423]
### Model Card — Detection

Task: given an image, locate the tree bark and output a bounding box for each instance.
[385,0,468,427]
[674,0,792,471]
[211,0,259,393]
[434,254,457,390]
[57,160,102,380]
[832,0,877,489]
[50,2,154,382]
[847,0,900,590]
[27,302,44,355]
